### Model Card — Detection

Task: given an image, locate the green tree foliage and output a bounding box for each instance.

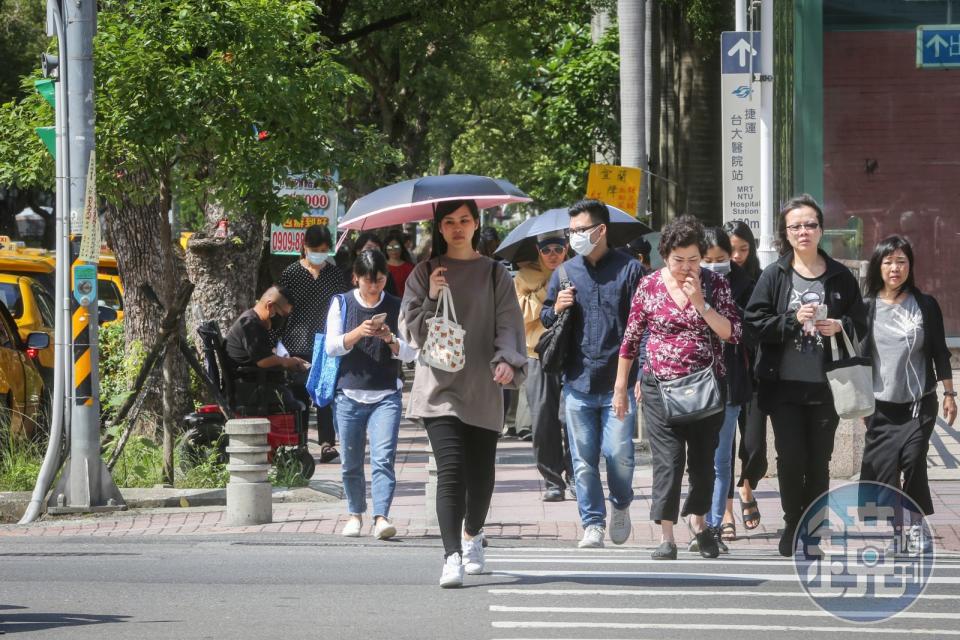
[0,0,47,104]
[452,23,620,208]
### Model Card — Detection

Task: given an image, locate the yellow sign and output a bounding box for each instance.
[586,163,642,216]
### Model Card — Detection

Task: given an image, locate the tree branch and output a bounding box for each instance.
[329,11,418,45]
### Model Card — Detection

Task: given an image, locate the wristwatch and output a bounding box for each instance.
[700,301,712,315]
[944,391,957,398]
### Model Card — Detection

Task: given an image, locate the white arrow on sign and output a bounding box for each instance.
[926,34,949,57]
[727,38,758,67]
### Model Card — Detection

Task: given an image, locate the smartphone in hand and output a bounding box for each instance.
[370,312,388,329]
[814,304,828,321]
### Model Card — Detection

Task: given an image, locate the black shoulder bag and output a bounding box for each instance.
[655,269,724,425]
[534,265,572,374]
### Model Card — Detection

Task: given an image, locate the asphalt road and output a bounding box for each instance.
[2,534,959,639]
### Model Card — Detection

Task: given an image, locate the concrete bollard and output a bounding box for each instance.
[225,418,273,526]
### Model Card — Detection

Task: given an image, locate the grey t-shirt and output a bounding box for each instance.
[872,294,926,403]
[779,271,827,383]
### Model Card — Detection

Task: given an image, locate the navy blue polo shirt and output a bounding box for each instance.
[541,249,644,394]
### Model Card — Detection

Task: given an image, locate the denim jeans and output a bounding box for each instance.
[707,404,741,528]
[563,388,636,528]
[334,390,402,518]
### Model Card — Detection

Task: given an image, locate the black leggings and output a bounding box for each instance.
[424,417,499,558]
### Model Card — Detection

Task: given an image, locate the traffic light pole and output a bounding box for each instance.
[46,0,124,514]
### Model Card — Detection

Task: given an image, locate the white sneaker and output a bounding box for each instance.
[439,552,464,588]
[374,517,396,540]
[462,532,486,575]
[908,523,933,555]
[342,516,362,537]
[609,505,632,545]
[578,524,605,548]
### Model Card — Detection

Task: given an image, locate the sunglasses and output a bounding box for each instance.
[539,245,565,256]
[785,222,820,233]
[386,244,402,250]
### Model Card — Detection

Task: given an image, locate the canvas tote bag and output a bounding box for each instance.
[825,325,875,419]
[419,285,466,372]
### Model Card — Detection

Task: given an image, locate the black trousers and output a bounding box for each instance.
[860,395,938,515]
[737,392,768,490]
[289,368,337,446]
[424,417,499,558]
[642,376,722,524]
[768,392,839,526]
[525,357,573,491]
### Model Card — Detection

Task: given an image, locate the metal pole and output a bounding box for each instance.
[19,0,69,524]
[757,0,777,268]
[736,0,747,31]
[48,0,124,514]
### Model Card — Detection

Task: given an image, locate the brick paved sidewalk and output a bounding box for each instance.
[2,416,959,551]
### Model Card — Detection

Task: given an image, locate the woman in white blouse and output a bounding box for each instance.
[325,250,417,540]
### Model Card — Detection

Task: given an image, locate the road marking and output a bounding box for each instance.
[490,569,960,584]
[486,587,959,599]
[490,621,960,635]
[489,605,960,620]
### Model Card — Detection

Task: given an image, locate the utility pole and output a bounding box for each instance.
[618,0,647,214]
[47,0,124,514]
[757,0,777,268]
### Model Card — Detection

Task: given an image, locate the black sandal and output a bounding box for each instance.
[720,522,737,541]
[740,498,761,530]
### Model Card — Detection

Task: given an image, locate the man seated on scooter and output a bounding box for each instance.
[225,285,307,412]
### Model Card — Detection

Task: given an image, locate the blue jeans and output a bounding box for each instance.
[563,388,636,528]
[707,404,741,528]
[334,390,402,518]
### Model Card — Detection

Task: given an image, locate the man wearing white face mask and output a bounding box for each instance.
[277,224,350,463]
[541,199,645,548]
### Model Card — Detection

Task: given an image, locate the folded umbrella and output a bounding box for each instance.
[495,206,652,263]
[339,174,531,231]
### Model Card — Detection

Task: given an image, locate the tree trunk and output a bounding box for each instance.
[651,3,722,226]
[184,203,266,347]
[102,171,193,440]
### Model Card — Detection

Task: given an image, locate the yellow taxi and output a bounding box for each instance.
[0,273,56,385]
[95,249,124,323]
[0,298,48,440]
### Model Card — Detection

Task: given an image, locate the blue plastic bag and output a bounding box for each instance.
[306,293,347,407]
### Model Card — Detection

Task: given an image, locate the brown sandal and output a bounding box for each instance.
[720,522,737,541]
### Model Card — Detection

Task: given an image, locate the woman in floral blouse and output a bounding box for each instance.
[613,215,742,560]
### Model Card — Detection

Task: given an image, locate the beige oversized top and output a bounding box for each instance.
[400,255,528,433]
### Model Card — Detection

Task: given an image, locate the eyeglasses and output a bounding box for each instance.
[567,223,602,236]
[386,244,402,250]
[785,222,820,233]
[539,245,565,256]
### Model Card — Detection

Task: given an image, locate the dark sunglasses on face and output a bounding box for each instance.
[539,245,565,256]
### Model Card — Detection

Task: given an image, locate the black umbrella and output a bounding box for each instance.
[495,206,652,263]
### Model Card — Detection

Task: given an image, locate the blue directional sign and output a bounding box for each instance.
[721,31,760,74]
[917,25,960,69]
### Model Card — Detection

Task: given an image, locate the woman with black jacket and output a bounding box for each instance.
[744,194,866,557]
[859,235,956,553]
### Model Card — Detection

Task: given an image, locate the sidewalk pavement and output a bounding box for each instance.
[2,414,960,551]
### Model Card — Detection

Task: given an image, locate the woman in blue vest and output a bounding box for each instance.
[325,250,417,540]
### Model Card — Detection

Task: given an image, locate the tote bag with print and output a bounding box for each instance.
[419,285,466,372]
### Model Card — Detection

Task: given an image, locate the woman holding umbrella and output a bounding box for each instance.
[400,199,527,588]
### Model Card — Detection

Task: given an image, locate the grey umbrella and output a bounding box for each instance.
[339,174,531,231]
[494,205,652,263]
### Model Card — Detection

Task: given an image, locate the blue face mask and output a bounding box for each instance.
[306,251,327,266]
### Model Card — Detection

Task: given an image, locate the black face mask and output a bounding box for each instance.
[271,313,288,333]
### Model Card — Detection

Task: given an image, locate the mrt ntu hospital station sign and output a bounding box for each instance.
[721,31,761,231]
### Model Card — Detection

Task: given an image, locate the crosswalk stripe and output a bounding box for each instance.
[487,587,959,599]
[486,556,956,568]
[490,621,960,635]
[490,569,960,584]
[488,605,960,619]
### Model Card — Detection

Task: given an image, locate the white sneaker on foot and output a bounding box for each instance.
[439,552,464,588]
[342,516,362,537]
[578,524,605,548]
[374,517,396,540]
[609,505,631,545]
[462,532,486,575]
